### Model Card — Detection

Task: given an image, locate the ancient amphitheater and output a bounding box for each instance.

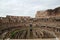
[0,7,60,40]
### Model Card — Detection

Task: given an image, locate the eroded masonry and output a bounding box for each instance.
[0,7,60,39]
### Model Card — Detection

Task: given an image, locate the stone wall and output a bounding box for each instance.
[36,7,60,18]
[0,7,60,39]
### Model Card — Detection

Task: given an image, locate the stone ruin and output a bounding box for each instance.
[36,7,60,18]
[0,7,60,39]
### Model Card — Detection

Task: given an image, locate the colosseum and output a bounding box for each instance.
[0,7,60,40]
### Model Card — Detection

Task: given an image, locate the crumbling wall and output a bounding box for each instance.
[36,7,60,18]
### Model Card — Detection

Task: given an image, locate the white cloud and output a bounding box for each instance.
[0,0,60,17]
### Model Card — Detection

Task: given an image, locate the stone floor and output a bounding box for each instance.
[1,38,60,40]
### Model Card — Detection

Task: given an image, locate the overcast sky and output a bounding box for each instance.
[0,0,60,17]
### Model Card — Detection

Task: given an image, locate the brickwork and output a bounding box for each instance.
[0,7,60,39]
